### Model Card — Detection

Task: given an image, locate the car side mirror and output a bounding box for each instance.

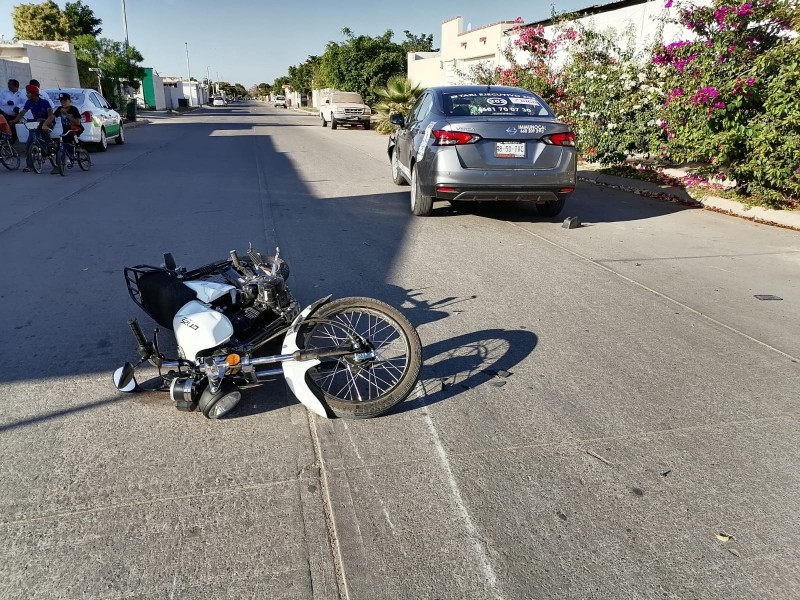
[325,99,330,104]
[390,114,405,127]
[110,102,117,110]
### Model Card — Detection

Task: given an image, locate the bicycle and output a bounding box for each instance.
[23,120,56,174]
[0,131,20,171]
[52,127,91,175]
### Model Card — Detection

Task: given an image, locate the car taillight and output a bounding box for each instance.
[542,132,576,147]
[81,111,93,123]
[432,130,481,146]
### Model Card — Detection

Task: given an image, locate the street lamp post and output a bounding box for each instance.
[185,42,192,106]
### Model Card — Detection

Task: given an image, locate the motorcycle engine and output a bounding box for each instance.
[227,273,293,339]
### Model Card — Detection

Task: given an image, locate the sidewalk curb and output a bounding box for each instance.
[122,119,149,130]
[578,170,800,232]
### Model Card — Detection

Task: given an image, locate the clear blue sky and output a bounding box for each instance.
[1,0,594,88]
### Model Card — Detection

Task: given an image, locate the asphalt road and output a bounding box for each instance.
[1,102,798,600]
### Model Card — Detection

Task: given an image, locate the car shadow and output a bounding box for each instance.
[438,183,696,225]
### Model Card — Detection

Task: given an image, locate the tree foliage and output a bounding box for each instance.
[287,55,321,95]
[73,35,145,100]
[12,0,102,41]
[371,75,424,133]
[318,28,433,105]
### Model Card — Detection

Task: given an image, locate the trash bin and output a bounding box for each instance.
[126,99,137,121]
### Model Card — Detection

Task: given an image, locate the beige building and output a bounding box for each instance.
[408,0,689,87]
[407,16,518,88]
[0,40,80,89]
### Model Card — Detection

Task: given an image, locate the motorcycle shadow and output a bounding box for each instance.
[393,328,539,415]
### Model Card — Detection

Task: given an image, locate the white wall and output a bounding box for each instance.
[18,41,80,88]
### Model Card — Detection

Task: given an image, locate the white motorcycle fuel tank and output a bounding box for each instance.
[173,281,236,362]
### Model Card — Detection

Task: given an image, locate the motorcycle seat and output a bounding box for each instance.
[135,270,198,330]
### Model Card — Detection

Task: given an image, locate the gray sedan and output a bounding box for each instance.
[388,85,577,217]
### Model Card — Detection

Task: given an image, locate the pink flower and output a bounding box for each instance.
[665,0,673,7]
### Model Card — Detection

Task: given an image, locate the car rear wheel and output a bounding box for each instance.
[115,124,125,145]
[410,165,433,216]
[321,113,328,127]
[535,197,566,218]
[96,128,108,152]
[391,148,408,186]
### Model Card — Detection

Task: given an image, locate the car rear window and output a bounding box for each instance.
[44,91,85,105]
[331,92,363,104]
[443,91,552,117]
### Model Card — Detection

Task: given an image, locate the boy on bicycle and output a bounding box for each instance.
[43,92,84,174]
[9,84,53,172]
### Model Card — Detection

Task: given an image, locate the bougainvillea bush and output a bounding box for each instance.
[654,0,800,207]
[494,18,666,166]
[558,25,664,165]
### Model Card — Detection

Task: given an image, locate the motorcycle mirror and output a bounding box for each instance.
[113,362,137,392]
[163,253,177,271]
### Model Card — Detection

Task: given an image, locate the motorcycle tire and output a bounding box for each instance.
[296,297,422,419]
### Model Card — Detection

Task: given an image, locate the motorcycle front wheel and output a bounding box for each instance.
[296,297,422,418]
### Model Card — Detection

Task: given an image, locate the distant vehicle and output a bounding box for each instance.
[212,96,226,106]
[320,91,371,130]
[17,88,125,151]
[388,85,577,217]
[274,95,287,108]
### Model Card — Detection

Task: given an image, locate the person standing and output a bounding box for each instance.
[0,79,25,144]
[9,84,53,172]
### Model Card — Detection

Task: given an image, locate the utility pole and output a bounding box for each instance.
[185,42,192,106]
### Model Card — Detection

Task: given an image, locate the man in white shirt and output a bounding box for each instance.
[0,79,25,143]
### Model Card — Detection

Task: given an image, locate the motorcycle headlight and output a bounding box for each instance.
[198,380,241,419]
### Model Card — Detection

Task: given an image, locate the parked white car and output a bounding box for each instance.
[16,88,124,151]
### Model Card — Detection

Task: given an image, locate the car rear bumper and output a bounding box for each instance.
[434,187,567,203]
[422,148,576,201]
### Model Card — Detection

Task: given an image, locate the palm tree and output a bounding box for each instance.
[372,76,424,134]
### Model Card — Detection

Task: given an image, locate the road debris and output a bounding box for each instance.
[562,216,581,229]
[583,449,613,466]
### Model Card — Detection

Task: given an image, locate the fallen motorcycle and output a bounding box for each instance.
[113,245,422,419]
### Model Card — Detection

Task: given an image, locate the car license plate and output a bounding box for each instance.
[496,142,525,158]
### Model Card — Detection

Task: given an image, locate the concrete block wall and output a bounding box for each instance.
[19,41,80,88]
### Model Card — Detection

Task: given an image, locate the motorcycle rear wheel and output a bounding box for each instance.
[296,297,422,418]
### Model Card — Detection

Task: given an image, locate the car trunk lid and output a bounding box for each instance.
[445,118,573,170]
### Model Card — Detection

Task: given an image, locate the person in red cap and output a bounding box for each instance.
[10,84,53,172]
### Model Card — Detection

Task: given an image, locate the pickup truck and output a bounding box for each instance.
[320,91,372,130]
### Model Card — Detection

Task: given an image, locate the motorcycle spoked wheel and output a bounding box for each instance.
[296,297,422,418]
